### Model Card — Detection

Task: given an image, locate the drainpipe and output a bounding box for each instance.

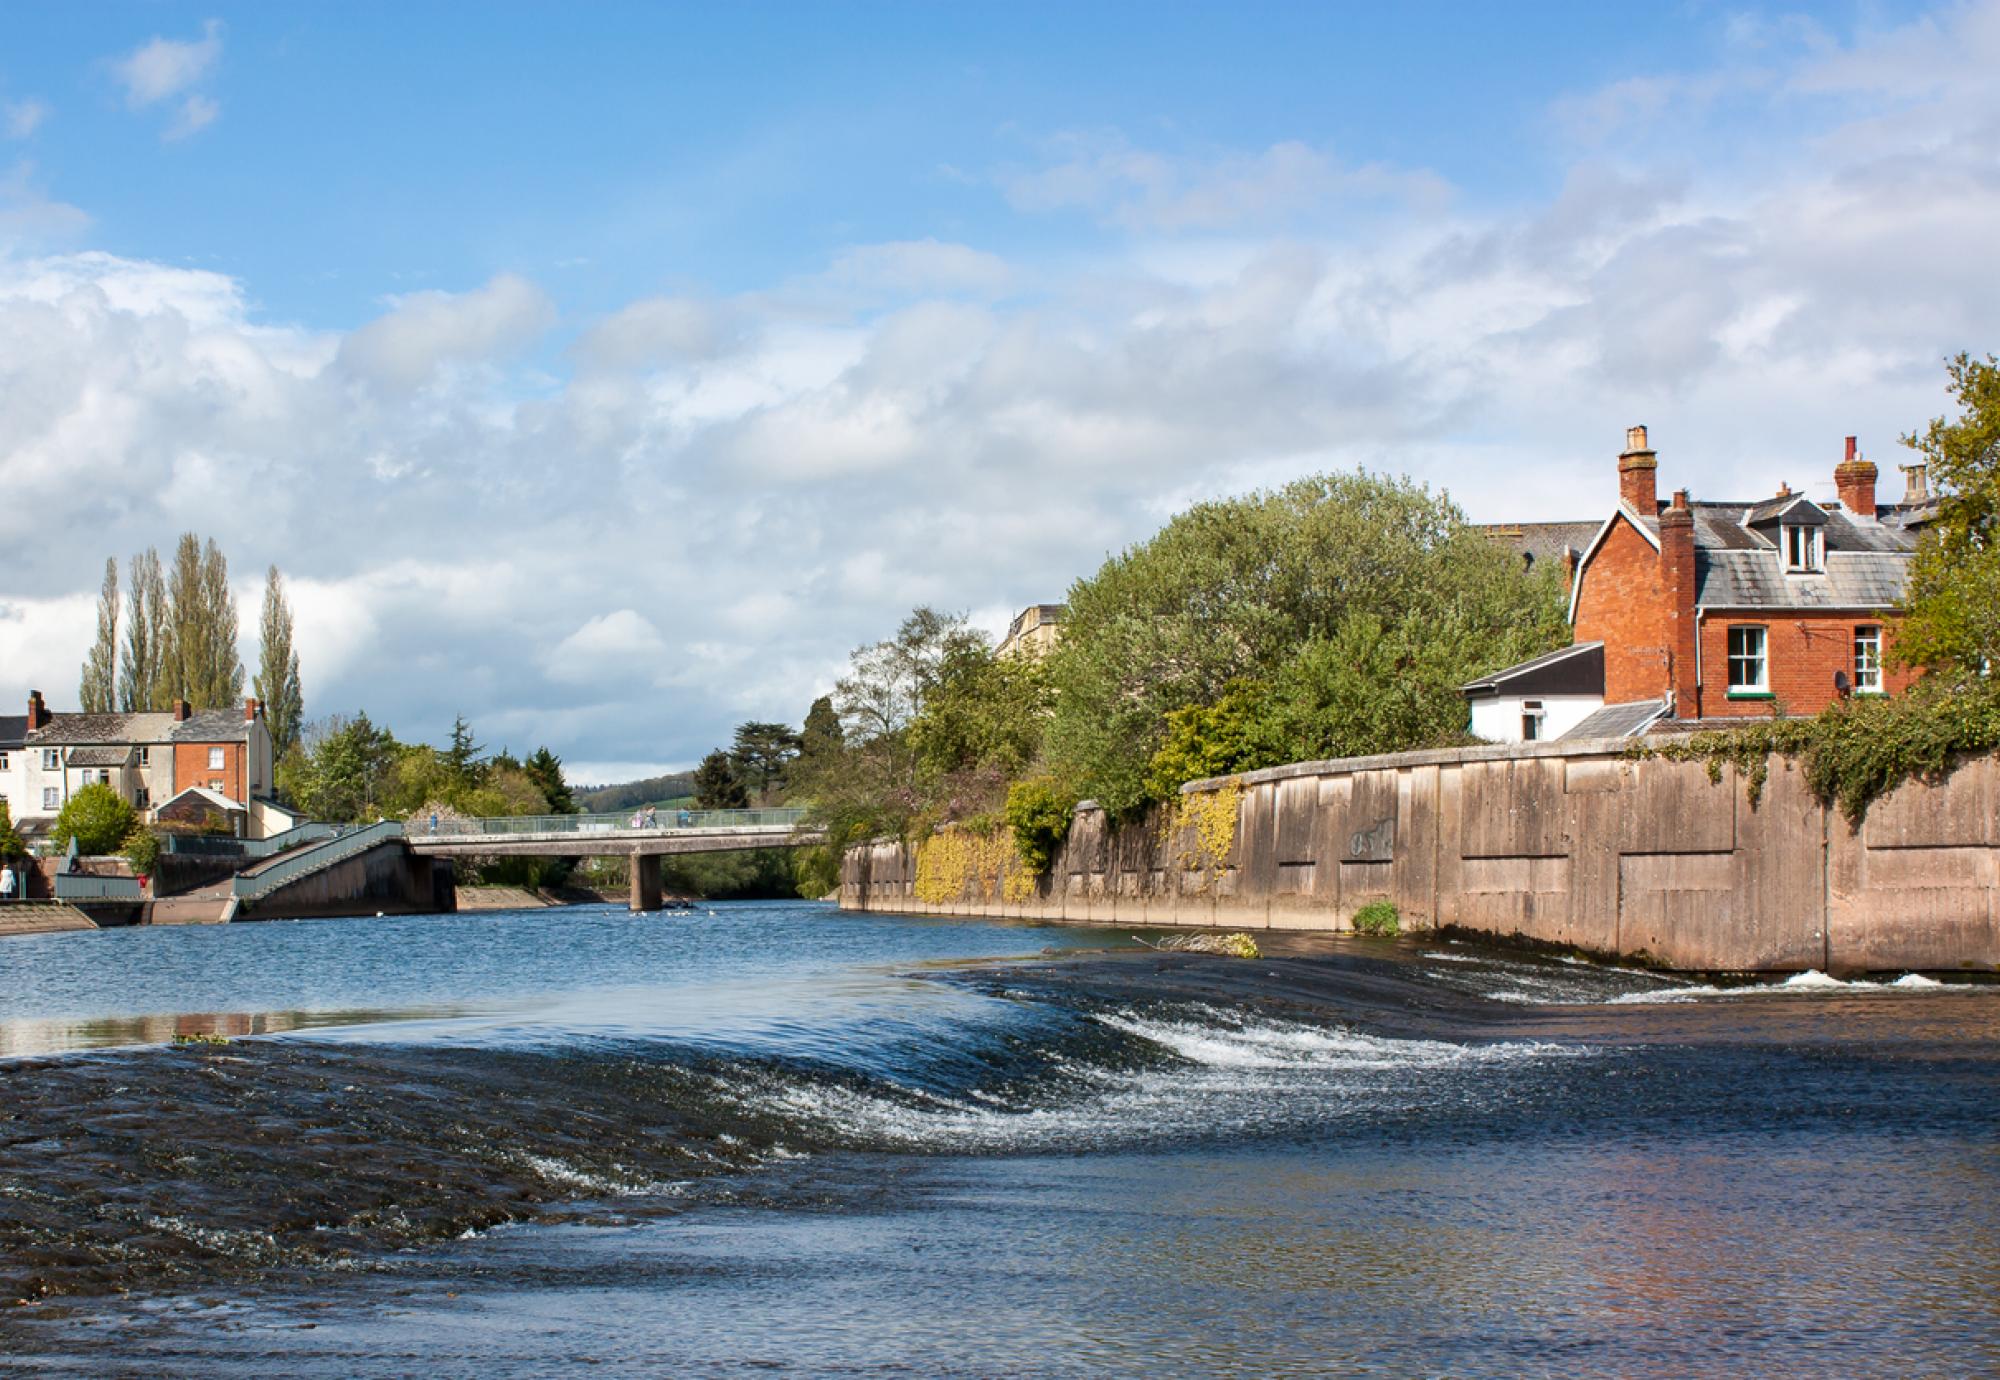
[1693,606,1706,718]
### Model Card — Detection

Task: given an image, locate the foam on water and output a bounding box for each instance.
[705,1004,1576,1154]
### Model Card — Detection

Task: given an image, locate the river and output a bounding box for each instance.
[2,900,1996,1376]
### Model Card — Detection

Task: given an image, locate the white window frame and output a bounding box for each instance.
[1728,625,1769,694]
[208,779,226,794]
[41,749,59,770]
[1783,523,1823,573]
[1520,700,1545,741]
[0,751,8,772]
[1854,626,1883,694]
[208,746,226,770]
[42,787,59,810]
[138,746,150,767]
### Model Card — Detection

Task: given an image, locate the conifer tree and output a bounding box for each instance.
[253,565,305,757]
[160,534,243,708]
[79,558,119,714]
[692,750,750,809]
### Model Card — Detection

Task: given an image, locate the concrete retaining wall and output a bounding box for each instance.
[840,738,2000,973]
[236,844,456,920]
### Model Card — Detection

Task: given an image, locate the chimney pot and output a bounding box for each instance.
[1618,424,1659,513]
[1845,435,1858,462]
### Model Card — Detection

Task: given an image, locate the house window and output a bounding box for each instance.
[1854,626,1883,693]
[138,747,150,767]
[135,787,150,810]
[0,752,8,772]
[208,747,226,770]
[209,779,225,794]
[43,787,59,810]
[1521,700,1545,741]
[1783,523,1823,573]
[1728,626,1769,693]
[95,770,111,787]
[41,749,59,770]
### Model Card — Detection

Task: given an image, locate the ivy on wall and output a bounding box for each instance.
[1162,782,1242,885]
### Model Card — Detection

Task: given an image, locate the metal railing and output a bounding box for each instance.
[418,808,809,838]
[54,873,144,901]
[163,823,338,859]
[232,820,405,902]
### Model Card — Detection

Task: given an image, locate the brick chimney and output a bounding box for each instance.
[1659,489,1699,717]
[1619,425,1658,514]
[173,699,191,722]
[26,690,49,732]
[244,697,260,722]
[1834,435,1877,516]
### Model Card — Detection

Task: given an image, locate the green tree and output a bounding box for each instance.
[120,548,169,712]
[443,715,486,793]
[50,784,139,855]
[160,534,243,708]
[692,749,750,809]
[1046,471,1569,814]
[800,694,843,767]
[79,558,119,714]
[1896,352,2000,673]
[523,747,577,814]
[0,799,27,861]
[730,721,802,803]
[254,565,306,758]
[280,713,400,822]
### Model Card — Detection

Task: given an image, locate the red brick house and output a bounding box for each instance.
[1467,426,1933,740]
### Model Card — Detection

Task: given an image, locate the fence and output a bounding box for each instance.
[53,873,144,902]
[164,822,339,860]
[421,808,808,838]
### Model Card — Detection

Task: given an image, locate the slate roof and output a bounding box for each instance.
[0,715,26,749]
[1482,521,1599,571]
[158,784,245,813]
[64,744,135,768]
[172,710,254,743]
[1461,642,1604,696]
[25,712,179,746]
[1602,497,1915,611]
[1562,698,1671,740]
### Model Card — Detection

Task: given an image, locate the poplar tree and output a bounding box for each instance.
[79,558,119,714]
[119,549,165,712]
[253,565,305,757]
[160,534,243,708]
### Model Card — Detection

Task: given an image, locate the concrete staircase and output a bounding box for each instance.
[145,880,235,926]
[0,902,97,936]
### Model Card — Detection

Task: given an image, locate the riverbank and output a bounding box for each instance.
[0,902,95,938]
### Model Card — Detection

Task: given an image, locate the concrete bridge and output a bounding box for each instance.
[406,808,823,910]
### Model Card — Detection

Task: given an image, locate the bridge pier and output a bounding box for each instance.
[629,851,663,912]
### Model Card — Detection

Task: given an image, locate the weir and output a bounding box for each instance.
[841,738,2000,974]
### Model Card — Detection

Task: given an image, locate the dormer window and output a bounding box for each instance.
[1783,523,1823,573]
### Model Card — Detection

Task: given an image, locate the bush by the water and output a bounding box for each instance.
[1351,901,1400,937]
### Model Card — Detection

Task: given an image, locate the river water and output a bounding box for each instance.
[2,901,1996,1376]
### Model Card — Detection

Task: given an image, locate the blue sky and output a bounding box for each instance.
[0,1,1993,779]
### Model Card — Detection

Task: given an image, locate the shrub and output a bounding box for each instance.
[1003,775,1078,874]
[1352,901,1400,937]
[50,784,138,856]
[122,828,162,877]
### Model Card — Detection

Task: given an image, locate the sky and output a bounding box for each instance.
[1,1,1996,782]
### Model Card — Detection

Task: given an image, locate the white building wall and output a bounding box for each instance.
[1469,693,1604,744]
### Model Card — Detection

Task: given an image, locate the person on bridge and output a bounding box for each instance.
[678,808,690,828]
[0,864,15,901]
[643,806,658,828]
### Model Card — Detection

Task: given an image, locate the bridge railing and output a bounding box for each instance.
[233,819,406,902]
[418,807,810,838]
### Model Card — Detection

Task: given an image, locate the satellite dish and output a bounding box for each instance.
[1834,669,1852,697]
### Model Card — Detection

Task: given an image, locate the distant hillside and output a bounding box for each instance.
[577,772,697,814]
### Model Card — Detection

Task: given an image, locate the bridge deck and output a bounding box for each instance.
[406,809,821,858]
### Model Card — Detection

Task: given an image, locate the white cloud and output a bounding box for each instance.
[109,20,223,139]
[999,133,1450,231]
[0,162,90,245]
[3,3,1998,776]
[336,273,556,393]
[5,100,48,140]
